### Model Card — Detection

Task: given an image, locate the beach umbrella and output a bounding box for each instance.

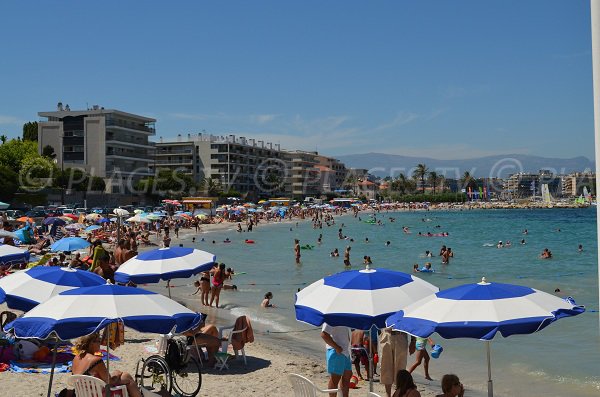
[145,214,162,221]
[4,283,203,397]
[96,217,111,224]
[85,213,102,221]
[296,266,439,330]
[17,216,35,223]
[65,223,85,231]
[43,217,67,226]
[113,208,130,217]
[62,214,79,221]
[0,245,30,266]
[0,229,17,238]
[133,209,144,214]
[0,266,105,311]
[114,247,216,297]
[385,277,585,397]
[84,225,101,232]
[0,201,9,210]
[50,237,91,252]
[127,214,150,223]
[295,265,439,391]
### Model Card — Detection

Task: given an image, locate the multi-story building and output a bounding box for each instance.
[152,133,285,197]
[283,150,321,199]
[561,172,595,197]
[38,104,155,193]
[502,170,562,199]
[314,154,347,192]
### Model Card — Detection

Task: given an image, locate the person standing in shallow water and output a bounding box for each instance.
[294,239,301,264]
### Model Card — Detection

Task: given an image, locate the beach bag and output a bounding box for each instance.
[165,336,189,370]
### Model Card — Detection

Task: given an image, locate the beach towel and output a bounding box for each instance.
[9,360,71,374]
[231,315,254,351]
[101,322,125,350]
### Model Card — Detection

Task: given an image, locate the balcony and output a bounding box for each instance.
[154,160,193,165]
[105,119,155,134]
[156,149,193,155]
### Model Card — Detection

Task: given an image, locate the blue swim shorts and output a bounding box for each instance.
[326,348,352,375]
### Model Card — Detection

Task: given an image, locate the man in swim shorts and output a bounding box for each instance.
[321,323,352,397]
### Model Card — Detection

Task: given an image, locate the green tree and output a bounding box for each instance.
[428,171,439,194]
[0,139,39,173]
[412,163,429,194]
[54,168,88,191]
[42,144,56,159]
[0,165,19,201]
[461,171,476,190]
[22,121,38,141]
[200,177,223,196]
[19,155,57,188]
[0,135,7,145]
[89,176,106,192]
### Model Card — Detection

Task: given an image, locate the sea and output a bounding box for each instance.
[160,208,599,397]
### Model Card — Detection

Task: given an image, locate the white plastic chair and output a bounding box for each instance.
[367,393,382,397]
[287,373,340,396]
[69,374,129,397]
[216,323,248,370]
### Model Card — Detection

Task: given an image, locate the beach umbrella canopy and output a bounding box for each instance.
[4,283,203,340]
[0,267,105,312]
[145,214,162,221]
[65,223,85,231]
[295,266,439,330]
[62,214,79,221]
[0,245,30,266]
[133,209,144,214]
[96,217,111,224]
[0,201,9,210]
[85,213,102,221]
[385,277,585,397]
[114,247,216,285]
[127,214,150,223]
[43,217,66,226]
[17,216,35,223]
[84,225,101,232]
[113,208,130,217]
[50,237,91,252]
[0,229,17,238]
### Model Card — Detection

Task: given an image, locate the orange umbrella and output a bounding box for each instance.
[16,217,35,223]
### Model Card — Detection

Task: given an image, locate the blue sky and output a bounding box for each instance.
[0,1,594,160]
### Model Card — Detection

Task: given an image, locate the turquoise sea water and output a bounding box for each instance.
[169,208,599,396]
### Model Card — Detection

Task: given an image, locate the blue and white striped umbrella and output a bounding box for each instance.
[4,284,203,340]
[114,247,216,284]
[385,277,585,397]
[0,244,30,266]
[50,237,91,252]
[295,266,439,330]
[0,267,106,311]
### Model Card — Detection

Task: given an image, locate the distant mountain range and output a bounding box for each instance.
[335,153,595,179]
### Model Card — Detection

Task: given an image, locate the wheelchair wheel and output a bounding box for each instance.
[140,355,172,394]
[171,356,202,397]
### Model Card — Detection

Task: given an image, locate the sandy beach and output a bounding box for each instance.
[0,216,450,397]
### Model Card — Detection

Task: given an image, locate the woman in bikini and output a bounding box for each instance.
[209,263,226,308]
[71,332,141,397]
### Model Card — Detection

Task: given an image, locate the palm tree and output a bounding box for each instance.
[0,135,7,145]
[412,163,429,194]
[461,171,474,190]
[428,171,439,194]
[201,177,222,196]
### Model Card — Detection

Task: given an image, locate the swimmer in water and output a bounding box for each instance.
[521,239,526,245]
[578,244,583,252]
[497,241,503,249]
[385,241,391,246]
[365,237,369,243]
[413,264,420,273]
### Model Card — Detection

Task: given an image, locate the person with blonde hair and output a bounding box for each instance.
[71,332,141,397]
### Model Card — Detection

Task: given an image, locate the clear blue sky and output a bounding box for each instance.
[0,1,594,160]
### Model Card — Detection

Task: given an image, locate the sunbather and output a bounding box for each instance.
[183,317,226,367]
[71,332,141,397]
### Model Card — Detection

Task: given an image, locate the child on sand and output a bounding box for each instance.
[409,336,435,380]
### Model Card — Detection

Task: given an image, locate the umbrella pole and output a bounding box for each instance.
[486,340,493,397]
[46,338,58,397]
[105,325,111,397]
[167,279,171,298]
[368,324,375,392]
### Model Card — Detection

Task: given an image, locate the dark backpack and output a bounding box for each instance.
[165,336,189,370]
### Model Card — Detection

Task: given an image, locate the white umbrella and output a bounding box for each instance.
[113,208,130,217]
[126,214,151,223]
